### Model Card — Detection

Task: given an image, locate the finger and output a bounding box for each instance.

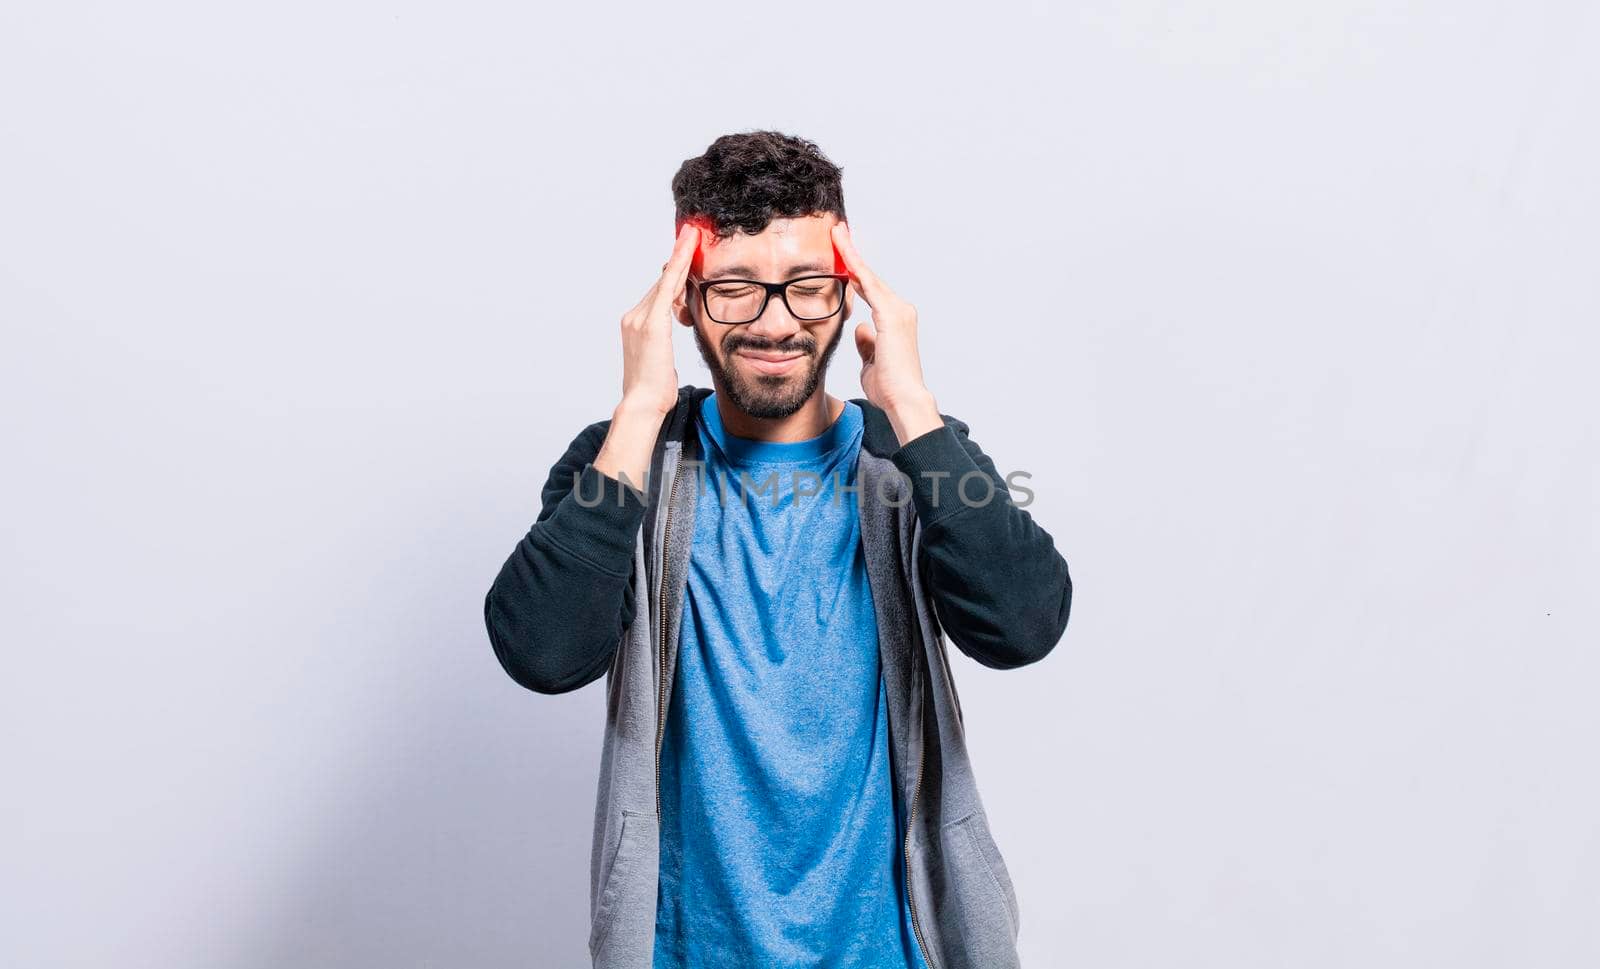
[643,224,699,316]
[831,222,890,309]
[661,223,699,293]
[854,321,875,362]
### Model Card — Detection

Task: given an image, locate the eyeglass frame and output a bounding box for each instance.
[686,272,851,325]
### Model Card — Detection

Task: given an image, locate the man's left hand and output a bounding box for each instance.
[831,221,944,446]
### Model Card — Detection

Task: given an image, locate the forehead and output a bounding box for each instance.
[697,214,839,277]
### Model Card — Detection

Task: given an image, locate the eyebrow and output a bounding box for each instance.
[702,262,836,281]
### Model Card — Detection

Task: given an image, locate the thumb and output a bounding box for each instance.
[854,321,875,362]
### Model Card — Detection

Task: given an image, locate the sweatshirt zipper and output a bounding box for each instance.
[654,449,684,818]
[905,720,935,968]
[905,521,935,968]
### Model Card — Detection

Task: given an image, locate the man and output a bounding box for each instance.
[484,131,1073,969]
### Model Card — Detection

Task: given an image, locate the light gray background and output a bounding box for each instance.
[3,2,1596,967]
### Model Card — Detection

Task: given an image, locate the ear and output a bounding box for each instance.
[672,284,695,328]
[832,230,854,323]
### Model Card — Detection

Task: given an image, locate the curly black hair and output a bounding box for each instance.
[671,130,847,240]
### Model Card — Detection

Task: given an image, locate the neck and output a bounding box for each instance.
[714,387,843,443]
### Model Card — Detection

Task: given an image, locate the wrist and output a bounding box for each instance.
[884,389,942,446]
[614,394,673,426]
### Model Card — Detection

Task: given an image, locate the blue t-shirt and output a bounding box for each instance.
[653,392,929,969]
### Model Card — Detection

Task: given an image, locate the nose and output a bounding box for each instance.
[741,290,804,344]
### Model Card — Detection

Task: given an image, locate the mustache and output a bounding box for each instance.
[726,337,814,355]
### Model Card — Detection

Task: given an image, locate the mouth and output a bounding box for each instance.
[736,349,807,376]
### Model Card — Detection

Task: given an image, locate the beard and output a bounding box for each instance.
[691,317,845,420]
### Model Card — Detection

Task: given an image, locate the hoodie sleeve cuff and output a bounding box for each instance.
[888,422,987,528]
[547,462,650,576]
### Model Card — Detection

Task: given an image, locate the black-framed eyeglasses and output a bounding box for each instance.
[688,273,849,325]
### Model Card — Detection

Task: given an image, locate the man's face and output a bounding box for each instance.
[673,213,853,421]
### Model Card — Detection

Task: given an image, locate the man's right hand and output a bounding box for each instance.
[619,222,698,417]
[594,223,700,494]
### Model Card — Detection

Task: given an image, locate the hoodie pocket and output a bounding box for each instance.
[589,809,657,960]
[943,810,1021,950]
